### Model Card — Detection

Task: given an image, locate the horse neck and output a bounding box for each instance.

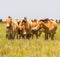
[25,21,29,28]
[41,23,49,30]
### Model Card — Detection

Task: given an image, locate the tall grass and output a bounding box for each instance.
[0,23,60,57]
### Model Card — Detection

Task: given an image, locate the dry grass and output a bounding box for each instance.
[0,23,60,57]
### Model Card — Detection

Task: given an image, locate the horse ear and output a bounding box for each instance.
[24,17,27,21]
[8,16,11,18]
[45,18,49,21]
[8,16,12,20]
[9,16,12,21]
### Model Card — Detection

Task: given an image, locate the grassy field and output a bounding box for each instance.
[0,23,60,57]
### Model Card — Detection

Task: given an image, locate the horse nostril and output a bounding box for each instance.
[6,26,10,29]
[7,26,10,29]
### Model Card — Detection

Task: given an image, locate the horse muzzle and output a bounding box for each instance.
[6,24,11,29]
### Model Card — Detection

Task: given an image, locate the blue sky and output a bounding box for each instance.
[0,0,60,20]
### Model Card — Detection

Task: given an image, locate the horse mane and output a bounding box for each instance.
[34,19,37,22]
[40,18,50,23]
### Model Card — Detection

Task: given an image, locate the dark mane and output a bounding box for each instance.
[40,18,50,23]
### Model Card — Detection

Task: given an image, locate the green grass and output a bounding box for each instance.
[0,23,60,57]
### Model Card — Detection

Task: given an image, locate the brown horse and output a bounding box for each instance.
[6,16,19,39]
[40,18,57,40]
[30,19,40,38]
[18,17,32,39]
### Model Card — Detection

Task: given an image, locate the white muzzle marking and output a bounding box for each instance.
[32,27,38,30]
[23,32,27,35]
[6,24,10,27]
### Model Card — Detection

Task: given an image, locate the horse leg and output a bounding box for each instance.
[6,33,8,39]
[51,33,54,40]
[31,34,34,39]
[38,31,42,37]
[35,32,38,39]
[45,33,48,40]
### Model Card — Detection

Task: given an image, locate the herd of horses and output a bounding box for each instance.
[6,16,57,40]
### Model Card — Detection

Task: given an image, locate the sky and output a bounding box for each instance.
[0,0,60,20]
